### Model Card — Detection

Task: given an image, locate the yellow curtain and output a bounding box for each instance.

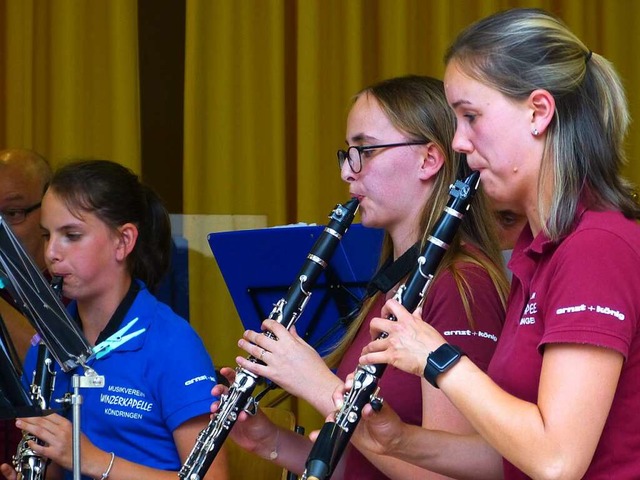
[0,0,140,171]
[3,0,639,438]
[185,0,640,432]
[182,0,290,416]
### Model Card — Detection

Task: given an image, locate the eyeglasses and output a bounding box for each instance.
[0,202,42,226]
[337,141,428,173]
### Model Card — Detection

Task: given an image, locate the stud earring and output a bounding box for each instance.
[532,128,540,136]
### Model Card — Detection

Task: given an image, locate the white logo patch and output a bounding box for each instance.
[556,304,625,321]
[520,292,538,326]
[443,329,498,342]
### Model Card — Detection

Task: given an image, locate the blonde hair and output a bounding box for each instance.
[326,76,508,367]
[445,8,639,240]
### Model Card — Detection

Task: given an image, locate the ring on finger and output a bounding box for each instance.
[259,349,266,361]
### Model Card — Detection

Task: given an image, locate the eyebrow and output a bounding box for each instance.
[346,133,379,145]
[2,193,26,202]
[451,100,472,109]
[40,223,84,234]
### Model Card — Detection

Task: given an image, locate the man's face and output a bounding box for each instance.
[0,162,46,269]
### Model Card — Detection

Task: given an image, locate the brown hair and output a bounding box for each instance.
[445,8,639,240]
[48,159,171,291]
[326,75,508,367]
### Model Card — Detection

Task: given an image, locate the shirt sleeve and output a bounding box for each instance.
[423,263,505,372]
[541,229,640,357]
[150,320,219,431]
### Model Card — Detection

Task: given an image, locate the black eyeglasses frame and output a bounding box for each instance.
[337,141,428,173]
[0,202,42,226]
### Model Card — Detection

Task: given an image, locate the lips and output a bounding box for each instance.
[464,153,487,172]
[464,158,482,171]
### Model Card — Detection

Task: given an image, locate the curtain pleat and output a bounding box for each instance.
[183,1,289,406]
[0,0,140,171]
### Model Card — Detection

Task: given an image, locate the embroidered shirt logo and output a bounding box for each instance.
[443,330,498,342]
[520,292,538,325]
[185,375,217,386]
[101,384,153,420]
[556,304,625,321]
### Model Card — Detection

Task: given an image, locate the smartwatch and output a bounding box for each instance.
[423,344,464,388]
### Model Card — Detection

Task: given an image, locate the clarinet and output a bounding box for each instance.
[179,198,359,480]
[301,171,480,480]
[12,277,62,480]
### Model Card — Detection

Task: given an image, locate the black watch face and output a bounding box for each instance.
[429,345,460,370]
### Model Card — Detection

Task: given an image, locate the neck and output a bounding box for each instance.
[390,226,420,261]
[77,277,133,345]
[386,228,420,298]
[527,215,542,237]
[526,195,552,238]
[526,169,554,238]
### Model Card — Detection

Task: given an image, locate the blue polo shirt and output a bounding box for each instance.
[23,282,218,478]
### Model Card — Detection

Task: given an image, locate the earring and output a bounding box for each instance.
[532,128,540,136]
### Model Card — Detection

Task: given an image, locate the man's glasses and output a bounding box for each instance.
[0,202,42,226]
[337,141,427,173]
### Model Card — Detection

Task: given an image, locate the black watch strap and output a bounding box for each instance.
[423,343,464,389]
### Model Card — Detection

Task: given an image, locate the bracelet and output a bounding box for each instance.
[99,452,115,480]
[268,429,280,460]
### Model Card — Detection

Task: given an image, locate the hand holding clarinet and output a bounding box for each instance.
[323,300,442,458]
[179,198,359,480]
[301,171,480,480]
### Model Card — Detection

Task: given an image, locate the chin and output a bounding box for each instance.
[360,217,383,230]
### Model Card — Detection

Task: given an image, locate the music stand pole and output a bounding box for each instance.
[61,367,104,480]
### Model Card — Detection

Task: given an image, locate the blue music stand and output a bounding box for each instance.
[208,223,384,355]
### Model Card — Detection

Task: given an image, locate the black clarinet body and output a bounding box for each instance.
[301,171,480,480]
[12,277,62,480]
[179,198,359,480]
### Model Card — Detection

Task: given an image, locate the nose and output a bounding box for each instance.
[452,127,473,155]
[44,235,60,265]
[340,158,357,183]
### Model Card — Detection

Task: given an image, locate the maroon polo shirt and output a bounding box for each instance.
[337,261,505,479]
[489,207,640,478]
